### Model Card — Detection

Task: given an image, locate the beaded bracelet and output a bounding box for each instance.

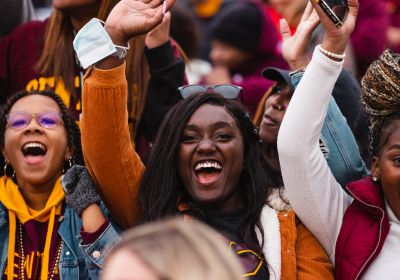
[317,44,346,60]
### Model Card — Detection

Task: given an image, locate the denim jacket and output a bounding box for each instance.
[0,202,120,280]
[291,71,368,188]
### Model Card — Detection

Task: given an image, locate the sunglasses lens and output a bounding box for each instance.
[38,112,61,128]
[213,85,241,99]
[180,85,208,98]
[8,113,30,129]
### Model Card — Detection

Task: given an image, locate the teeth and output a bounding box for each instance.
[195,161,222,171]
[23,142,46,151]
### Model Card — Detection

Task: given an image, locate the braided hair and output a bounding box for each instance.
[0,90,84,176]
[361,49,400,157]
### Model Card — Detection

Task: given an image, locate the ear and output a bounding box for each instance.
[2,148,8,163]
[371,156,380,179]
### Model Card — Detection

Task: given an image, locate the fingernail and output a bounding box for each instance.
[162,0,167,15]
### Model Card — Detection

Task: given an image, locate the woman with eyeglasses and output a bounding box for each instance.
[0,90,118,279]
[72,0,334,278]
[0,0,185,164]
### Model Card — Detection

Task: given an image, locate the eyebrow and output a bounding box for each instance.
[387,144,400,151]
[184,121,235,131]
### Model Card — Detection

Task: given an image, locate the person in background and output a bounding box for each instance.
[350,0,389,80]
[0,0,34,38]
[169,3,213,84]
[254,66,367,190]
[205,0,288,116]
[101,218,243,280]
[387,0,400,53]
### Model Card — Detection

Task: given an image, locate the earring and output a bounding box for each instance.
[3,162,15,178]
[62,156,74,174]
[372,176,379,182]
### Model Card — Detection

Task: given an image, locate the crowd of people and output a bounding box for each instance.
[0,0,399,279]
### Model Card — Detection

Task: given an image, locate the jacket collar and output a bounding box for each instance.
[257,205,281,280]
[346,176,386,217]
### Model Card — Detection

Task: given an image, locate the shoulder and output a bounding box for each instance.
[346,177,385,208]
[7,20,48,39]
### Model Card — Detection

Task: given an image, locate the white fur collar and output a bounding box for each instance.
[256,205,281,280]
[267,187,292,212]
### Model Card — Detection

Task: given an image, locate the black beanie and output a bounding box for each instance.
[210,2,262,52]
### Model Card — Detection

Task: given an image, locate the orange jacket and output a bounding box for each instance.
[81,64,333,279]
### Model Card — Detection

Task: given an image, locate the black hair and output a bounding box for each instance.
[139,93,279,255]
[0,90,84,177]
[371,112,400,157]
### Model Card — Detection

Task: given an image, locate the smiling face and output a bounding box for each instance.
[371,122,400,220]
[259,83,293,145]
[178,104,244,211]
[3,95,69,189]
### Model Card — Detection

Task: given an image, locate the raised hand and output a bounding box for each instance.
[105,0,175,46]
[310,0,359,55]
[145,11,171,49]
[281,1,320,70]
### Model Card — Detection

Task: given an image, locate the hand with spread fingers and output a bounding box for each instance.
[104,0,176,46]
[310,0,359,57]
[280,1,320,70]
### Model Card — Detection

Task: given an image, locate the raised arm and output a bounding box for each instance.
[277,0,358,262]
[80,0,175,229]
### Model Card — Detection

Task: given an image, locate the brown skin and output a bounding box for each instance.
[178,104,244,211]
[2,95,69,210]
[52,0,101,31]
[259,83,293,171]
[371,127,400,221]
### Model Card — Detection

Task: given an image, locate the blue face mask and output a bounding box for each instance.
[73,18,117,69]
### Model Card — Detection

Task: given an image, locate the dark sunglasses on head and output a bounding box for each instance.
[6,111,63,130]
[178,84,243,100]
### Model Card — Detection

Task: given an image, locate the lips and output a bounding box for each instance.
[194,160,223,185]
[21,141,47,164]
[262,113,278,126]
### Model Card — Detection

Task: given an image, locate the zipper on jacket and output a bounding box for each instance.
[347,189,385,280]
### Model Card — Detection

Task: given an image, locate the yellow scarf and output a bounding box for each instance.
[0,176,64,280]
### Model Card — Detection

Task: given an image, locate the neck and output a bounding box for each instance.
[17,177,58,211]
[68,3,100,32]
[70,14,95,32]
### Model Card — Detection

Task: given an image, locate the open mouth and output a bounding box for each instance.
[194,160,223,185]
[22,142,47,163]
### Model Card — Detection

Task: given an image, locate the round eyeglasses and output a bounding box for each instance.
[6,111,63,130]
